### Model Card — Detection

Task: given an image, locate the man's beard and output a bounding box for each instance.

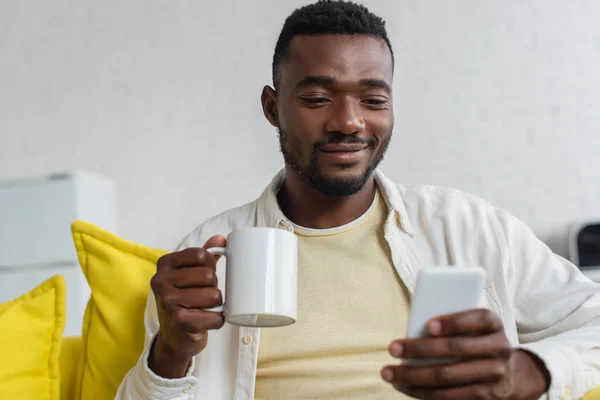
[277,127,391,196]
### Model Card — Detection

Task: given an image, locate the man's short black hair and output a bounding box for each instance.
[272,0,394,88]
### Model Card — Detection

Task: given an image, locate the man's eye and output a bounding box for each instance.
[301,97,330,104]
[362,99,386,106]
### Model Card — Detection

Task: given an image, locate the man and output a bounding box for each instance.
[117,1,600,399]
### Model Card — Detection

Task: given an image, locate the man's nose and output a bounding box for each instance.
[325,97,366,135]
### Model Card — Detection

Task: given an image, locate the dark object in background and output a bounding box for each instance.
[570,221,600,270]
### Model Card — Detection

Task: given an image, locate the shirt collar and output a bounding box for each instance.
[255,168,415,236]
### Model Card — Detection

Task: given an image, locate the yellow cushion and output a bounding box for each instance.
[0,275,66,400]
[71,220,167,400]
[585,388,600,400]
[59,336,83,400]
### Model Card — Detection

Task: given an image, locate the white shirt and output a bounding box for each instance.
[116,169,600,400]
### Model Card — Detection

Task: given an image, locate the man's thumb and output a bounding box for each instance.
[203,235,227,260]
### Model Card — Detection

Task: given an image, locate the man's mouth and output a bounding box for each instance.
[319,143,369,153]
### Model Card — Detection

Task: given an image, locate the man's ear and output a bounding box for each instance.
[261,85,279,127]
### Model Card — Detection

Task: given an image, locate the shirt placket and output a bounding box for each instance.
[233,327,260,399]
[384,212,420,296]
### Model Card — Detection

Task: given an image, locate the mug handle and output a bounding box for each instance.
[206,247,226,312]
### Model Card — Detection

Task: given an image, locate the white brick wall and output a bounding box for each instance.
[1,0,599,258]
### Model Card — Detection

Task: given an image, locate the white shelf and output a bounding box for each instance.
[0,171,116,336]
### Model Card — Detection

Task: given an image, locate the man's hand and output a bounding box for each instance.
[148,235,227,378]
[381,309,550,400]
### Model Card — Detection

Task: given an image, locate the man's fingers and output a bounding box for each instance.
[167,287,224,310]
[390,331,511,359]
[174,308,225,334]
[382,358,507,388]
[428,308,503,337]
[170,267,218,289]
[396,383,494,400]
[156,235,227,272]
[158,247,218,270]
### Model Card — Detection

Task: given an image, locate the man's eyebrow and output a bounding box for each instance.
[360,78,392,93]
[294,75,336,88]
[293,75,392,93]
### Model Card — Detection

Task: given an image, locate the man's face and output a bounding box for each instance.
[267,34,394,196]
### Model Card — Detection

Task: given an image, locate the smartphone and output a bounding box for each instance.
[403,267,487,366]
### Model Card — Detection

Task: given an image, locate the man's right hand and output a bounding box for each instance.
[148,235,227,378]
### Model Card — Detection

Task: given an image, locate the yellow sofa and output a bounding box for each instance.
[7,220,600,399]
[60,337,83,400]
[56,334,600,400]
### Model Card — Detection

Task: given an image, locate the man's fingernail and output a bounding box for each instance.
[381,367,394,382]
[429,320,442,336]
[389,342,403,357]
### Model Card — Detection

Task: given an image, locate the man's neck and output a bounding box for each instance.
[277,167,377,229]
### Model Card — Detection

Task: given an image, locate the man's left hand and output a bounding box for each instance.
[381,309,550,400]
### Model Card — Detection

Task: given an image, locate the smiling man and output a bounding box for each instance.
[267,33,394,198]
[116,1,600,399]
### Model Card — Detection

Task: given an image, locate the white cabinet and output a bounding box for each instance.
[0,171,116,336]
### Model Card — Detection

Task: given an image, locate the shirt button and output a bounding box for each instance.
[243,335,254,344]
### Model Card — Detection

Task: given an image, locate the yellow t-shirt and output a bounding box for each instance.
[255,191,412,399]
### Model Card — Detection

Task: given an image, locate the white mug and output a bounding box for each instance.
[207,227,298,327]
